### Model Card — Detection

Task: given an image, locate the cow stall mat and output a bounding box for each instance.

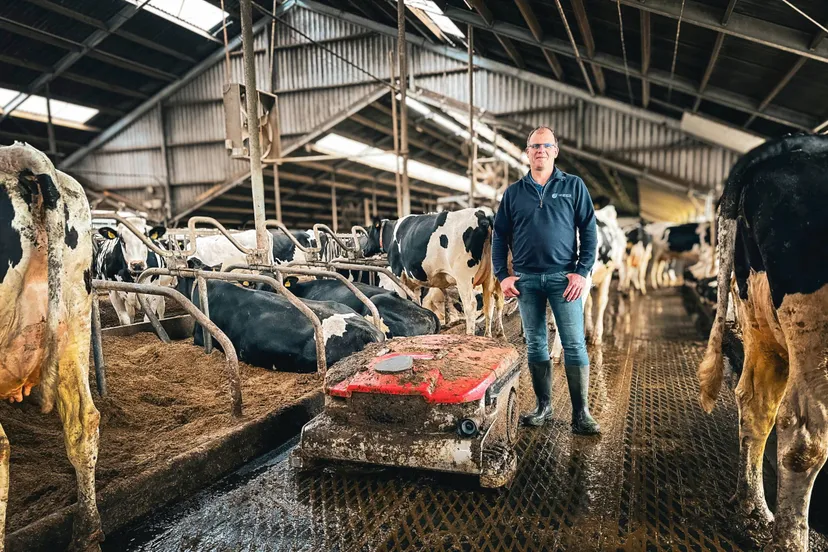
[105,289,828,552]
[0,332,321,537]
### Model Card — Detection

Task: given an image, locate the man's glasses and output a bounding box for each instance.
[527,143,557,150]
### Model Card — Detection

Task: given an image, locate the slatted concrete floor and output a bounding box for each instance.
[105,290,828,552]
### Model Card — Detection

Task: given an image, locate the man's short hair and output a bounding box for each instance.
[526,126,557,147]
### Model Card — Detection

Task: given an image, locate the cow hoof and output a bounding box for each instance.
[68,529,104,552]
[728,495,773,547]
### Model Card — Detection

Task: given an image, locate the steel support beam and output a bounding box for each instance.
[467,0,524,69]
[570,0,606,94]
[722,0,738,26]
[62,3,291,170]
[438,5,817,129]
[514,0,564,80]
[693,32,725,112]
[744,57,808,128]
[615,0,828,65]
[22,0,196,62]
[640,11,651,108]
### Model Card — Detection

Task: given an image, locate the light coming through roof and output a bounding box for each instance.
[314,133,498,199]
[124,0,226,36]
[0,88,99,128]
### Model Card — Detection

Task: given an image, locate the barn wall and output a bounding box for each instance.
[68,5,738,220]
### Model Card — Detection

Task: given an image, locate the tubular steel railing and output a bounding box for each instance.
[92,279,243,417]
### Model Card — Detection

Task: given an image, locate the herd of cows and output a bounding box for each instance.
[0,133,825,550]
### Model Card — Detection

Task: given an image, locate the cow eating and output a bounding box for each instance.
[0,142,102,550]
[699,134,828,552]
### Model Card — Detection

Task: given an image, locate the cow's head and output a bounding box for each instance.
[99,218,166,276]
[363,217,385,257]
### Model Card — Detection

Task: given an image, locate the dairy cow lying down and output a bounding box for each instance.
[188,280,384,372]
[281,278,440,338]
[699,134,828,552]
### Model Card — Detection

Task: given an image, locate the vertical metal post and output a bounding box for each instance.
[240,0,269,260]
[269,0,278,91]
[331,176,338,232]
[372,180,378,216]
[398,1,411,216]
[197,276,212,354]
[273,166,282,222]
[467,25,476,209]
[90,293,107,397]
[158,104,173,222]
[364,197,371,226]
[389,51,402,218]
[45,83,57,156]
[577,99,585,150]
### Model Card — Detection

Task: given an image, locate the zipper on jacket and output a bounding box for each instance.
[536,178,551,208]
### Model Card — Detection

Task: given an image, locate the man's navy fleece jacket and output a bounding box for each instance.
[492,167,597,282]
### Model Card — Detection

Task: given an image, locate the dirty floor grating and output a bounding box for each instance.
[106,290,828,552]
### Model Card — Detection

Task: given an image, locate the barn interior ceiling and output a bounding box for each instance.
[3,0,819,224]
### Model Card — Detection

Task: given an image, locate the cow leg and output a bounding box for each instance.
[0,422,9,552]
[481,286,494,337]
[457,281,478,336]
[590,270,613,345]
[108,290,131,326]
[583,289,594,339]
[730,301,787,541]
[494,286,505,338]
[766,292,828,552]
[422,288,446,326]
[650,253,660,290]
[56,324,103,551]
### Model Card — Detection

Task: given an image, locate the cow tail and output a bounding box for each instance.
[697,211,736,414]
[40,175,66,413]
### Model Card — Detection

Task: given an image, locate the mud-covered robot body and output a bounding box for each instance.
[294,335,521,487]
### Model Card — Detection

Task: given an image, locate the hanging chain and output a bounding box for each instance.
[616,0,635,106]
[667,0,686,103]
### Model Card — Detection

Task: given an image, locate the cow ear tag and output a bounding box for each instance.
[284,280,291,287]
[99,227,117,240]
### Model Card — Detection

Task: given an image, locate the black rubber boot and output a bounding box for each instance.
[521,360,553,427]
[564,364,601,435]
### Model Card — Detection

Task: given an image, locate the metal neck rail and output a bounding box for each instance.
[137,267,327,375]
[223,263,386,336]
[91,279,243,417]
[291,259,421,304]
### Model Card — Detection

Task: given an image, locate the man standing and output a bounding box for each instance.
[492,126,600,435]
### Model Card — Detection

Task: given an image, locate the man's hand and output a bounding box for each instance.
[501,276,520,299]
[563,273,587,302]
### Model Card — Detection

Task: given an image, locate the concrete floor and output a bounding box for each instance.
[105,289,828,552]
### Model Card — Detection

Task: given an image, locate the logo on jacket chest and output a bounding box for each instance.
[550,193,572,199]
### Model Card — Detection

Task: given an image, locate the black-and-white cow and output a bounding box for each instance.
[362,207,504,337]
[621,222,653,294]
[185,228,313,270]
[281,278,440,338]
[190,279,384,372]
[699,134,828,552]
[584,205,627,345]
[0,143,102,549]
[95,218,174,325]
[647,221,712,289]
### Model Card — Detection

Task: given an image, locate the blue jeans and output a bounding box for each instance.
[515,271,589,367]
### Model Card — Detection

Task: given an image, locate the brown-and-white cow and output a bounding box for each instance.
[362,207,505,337]
[0,143,102,550]
[583,204,627,345]
[699,134,828,552]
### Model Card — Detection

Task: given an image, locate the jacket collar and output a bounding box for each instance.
[524,167,563,187]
